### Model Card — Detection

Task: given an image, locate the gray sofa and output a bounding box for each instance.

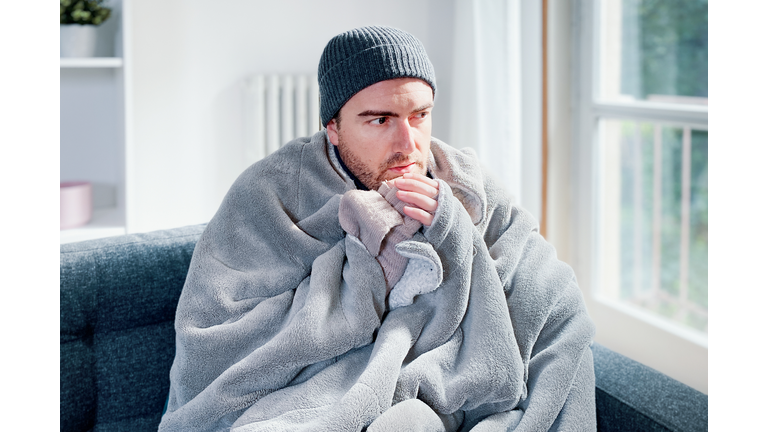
[60,225,708,431]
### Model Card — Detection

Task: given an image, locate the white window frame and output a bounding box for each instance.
[570,0,708,393]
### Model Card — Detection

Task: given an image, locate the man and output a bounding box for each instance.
[159,26,596,431]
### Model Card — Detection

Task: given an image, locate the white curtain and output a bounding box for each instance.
[449,0,522,203]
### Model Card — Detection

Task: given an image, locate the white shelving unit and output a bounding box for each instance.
[60,0,126,244]
[60,208,126,244]
[60,57,123,68]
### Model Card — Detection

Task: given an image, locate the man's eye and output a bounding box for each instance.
[373,117,386,125]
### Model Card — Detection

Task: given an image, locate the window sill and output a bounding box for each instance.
[593,295,708,349]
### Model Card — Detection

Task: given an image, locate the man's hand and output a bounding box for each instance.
[393,173,440,226]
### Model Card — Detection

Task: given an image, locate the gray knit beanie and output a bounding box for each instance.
[318,26,436,127]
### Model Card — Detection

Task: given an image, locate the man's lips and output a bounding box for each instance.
[388,162,416,174]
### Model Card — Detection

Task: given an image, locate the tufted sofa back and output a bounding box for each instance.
[60,225,205,432]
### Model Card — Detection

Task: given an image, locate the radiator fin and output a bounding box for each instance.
[245,74,320,166]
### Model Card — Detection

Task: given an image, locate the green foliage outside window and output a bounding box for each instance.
[60,0,111,26]
[621,0,708,99]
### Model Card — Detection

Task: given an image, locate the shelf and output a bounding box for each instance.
[60,57,123,68]
[60,207,126,244]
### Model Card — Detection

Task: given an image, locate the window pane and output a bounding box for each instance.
[599,119,708,333]
[600,0,708,104]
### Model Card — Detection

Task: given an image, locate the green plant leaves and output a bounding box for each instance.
[60,0,111,25]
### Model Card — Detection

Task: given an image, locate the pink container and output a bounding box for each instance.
[61,181,92,230]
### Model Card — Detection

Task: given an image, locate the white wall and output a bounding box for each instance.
[519,0,542,223]
[427,0,456,143]
[126,0,456,232]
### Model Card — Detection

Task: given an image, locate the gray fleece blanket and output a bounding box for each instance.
[159,131,596,431]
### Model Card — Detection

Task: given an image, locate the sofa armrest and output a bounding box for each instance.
[591,343,707,432]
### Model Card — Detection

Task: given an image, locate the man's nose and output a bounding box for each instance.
[392,119,415,153]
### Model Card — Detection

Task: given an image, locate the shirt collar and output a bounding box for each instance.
[332,144,369,191]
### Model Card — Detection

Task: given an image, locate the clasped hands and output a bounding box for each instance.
[391,172,440,227]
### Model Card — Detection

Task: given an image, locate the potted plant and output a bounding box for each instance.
[60,0,112,58]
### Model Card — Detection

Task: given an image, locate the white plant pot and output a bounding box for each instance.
[60,24,98,58]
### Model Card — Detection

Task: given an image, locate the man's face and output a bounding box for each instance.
[326,78,433,190]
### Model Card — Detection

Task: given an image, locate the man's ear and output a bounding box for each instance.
[326,119,339,146]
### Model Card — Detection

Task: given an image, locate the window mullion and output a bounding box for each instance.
[593,101,708,128]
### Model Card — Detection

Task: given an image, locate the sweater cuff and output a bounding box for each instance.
[374,180,423,289]
[339,189,403,257]
[377,180,411,217]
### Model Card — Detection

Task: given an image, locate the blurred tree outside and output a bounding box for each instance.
[621,0,708,99]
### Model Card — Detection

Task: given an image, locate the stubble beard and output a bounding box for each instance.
[336,133,426,190]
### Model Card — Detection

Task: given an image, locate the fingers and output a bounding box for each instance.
[394,173,439,198]
[404,172,439,188]
[394,173,439,213]
[392,173,440,227]
[396,190,438,213]
[403,205,434,226]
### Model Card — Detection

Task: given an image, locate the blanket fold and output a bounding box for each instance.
[160,131,596,432]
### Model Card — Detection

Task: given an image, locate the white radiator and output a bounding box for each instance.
[244,74,321,165]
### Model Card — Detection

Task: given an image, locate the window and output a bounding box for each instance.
[571,0,707,392]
